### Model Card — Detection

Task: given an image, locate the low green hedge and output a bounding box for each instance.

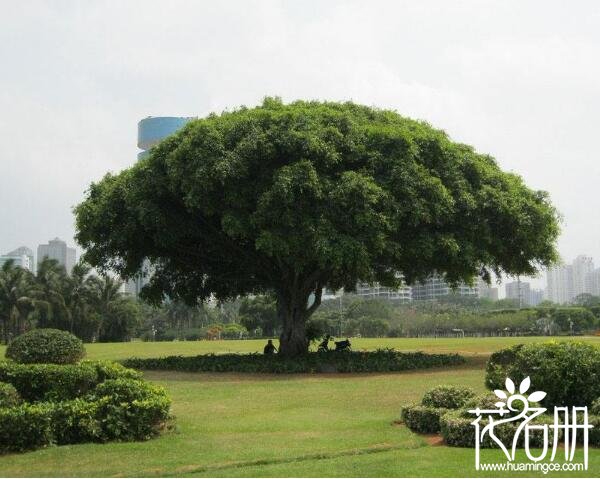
[121,349,465,373]
[0,360,140,402]
[421,386,475,409]
[0,377,171,453]
[401,385,474,433]
[440,410,557,448]
[400,404,449,433]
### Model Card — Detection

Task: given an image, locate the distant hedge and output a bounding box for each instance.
[121,349,465,373]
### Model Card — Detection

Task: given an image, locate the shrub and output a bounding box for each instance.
[400,404,448,433]
[421,386,475,409]
[0,382,21,408]
[0,361,141,403]
[121,350,465,373]
[51,398,101,445]
[440,410,559,448]
[83,360,142,382]
[0,361,98,402]
[485,341,600,408]
[0,402,54,453]
[0,376,172,452]
[5,329,85,364]
[460,393,504,417]
[89,379,171,441]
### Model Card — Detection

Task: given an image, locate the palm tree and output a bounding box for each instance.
[0,261,38,342]
[65,262,98,337]
[34,258,70,330]
[89,275,123,341]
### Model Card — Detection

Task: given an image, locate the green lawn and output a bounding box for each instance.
[2,335,598,361]
[0,337,598,477]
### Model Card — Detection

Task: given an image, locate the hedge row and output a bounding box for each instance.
[485,341,600,409]
[0,360,141,402]
[121,349,465,373]
[439,411,600,448]
[0,378,171,453]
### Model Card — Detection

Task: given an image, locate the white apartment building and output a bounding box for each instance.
[546,255,596,304]
[0,246,34,272]
[37,238,76,273]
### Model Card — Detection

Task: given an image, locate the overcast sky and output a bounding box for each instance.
[1,1,599,292]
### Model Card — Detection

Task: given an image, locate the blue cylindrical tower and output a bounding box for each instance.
[137,116,194,157]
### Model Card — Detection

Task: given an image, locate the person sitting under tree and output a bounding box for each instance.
[317,334,331,352]
[263,339,278,355]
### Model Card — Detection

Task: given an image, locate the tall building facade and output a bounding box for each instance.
[355,282,412,302]
[0,246,35,272]
[572,255,594,297]
[37,238,76,273]
[411,275,479,301]
[546,255,596,304]
[505,280,531,306]
[478,279,499,301]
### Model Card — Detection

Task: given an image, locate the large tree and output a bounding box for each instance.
[75,98,559,356]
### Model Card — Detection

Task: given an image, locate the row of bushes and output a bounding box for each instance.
[401,385,600,448]
[0,378,171,453]
[121,349,465,374]
[0,360,141,402]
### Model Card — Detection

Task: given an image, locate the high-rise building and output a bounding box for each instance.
[545,255,595,304]
[137,116,195,160]
[411,274,479,301]
[546,264,574,304]
[37,238,76,273]
[587,268,600,297]
[0,246,34,272]
[529,289,544,306]
[505,280,532,306]
[572,255,594,297]
[355,282,412,302]
[478,279,499,301]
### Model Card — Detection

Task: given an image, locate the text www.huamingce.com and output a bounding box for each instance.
[478,462,586,474]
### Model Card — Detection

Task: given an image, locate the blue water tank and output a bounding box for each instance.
[137,116,194,151]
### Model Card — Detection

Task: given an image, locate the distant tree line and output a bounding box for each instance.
[3,258,599,343]
[0,258,141,343]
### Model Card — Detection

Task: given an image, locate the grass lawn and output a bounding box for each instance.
[1,335,597,361]
[0,337,598,477]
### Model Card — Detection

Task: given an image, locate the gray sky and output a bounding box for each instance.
[1,1,599,292]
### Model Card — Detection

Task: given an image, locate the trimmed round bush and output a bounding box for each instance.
[485,341,600,409]
[400,404,448,433]
[421,385,475,409]
[0,382,21,408]
[5,329,85,364]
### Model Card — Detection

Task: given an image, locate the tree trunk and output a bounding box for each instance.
[276,284,322,357]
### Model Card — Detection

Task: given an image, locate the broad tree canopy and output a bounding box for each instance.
[75,98,559,356]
